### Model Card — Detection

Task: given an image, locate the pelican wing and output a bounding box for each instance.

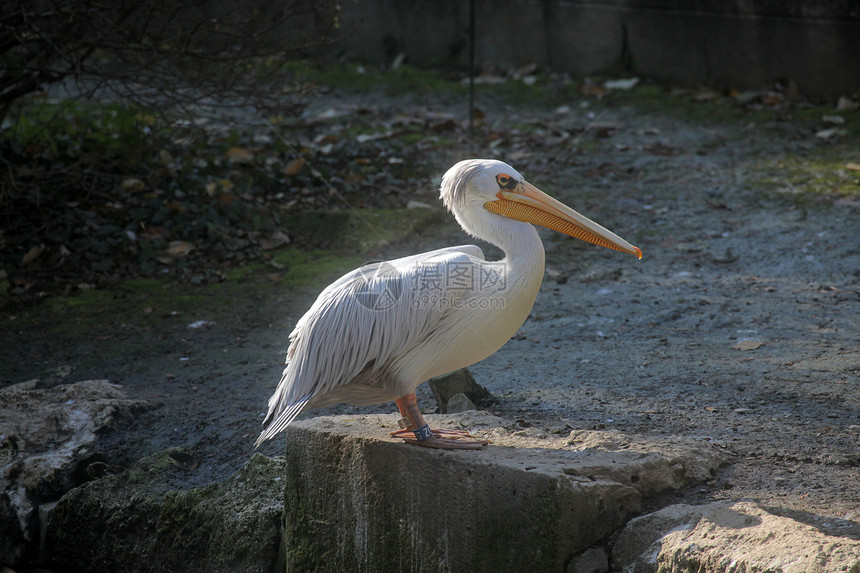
[255,244,486,445]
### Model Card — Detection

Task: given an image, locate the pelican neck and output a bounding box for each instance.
[492,222,546,287]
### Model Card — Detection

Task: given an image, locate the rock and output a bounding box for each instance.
[281,412,725,573]
[428,368,491,413]
[445,392,476,413]
[564,429,724,497]
[567,547,608,573]
[0,379,151,566]
[612,501,860,573]
[43,449,287,573]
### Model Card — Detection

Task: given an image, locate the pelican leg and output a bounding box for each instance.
[388,393,488,450]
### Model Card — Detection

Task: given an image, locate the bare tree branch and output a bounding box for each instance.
[0,0,341,124]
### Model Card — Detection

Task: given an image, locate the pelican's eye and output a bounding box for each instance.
[496,174,518,190]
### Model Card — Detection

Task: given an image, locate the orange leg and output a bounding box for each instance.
[388,392,488,450]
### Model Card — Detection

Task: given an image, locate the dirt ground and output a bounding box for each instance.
[2,80,859,526]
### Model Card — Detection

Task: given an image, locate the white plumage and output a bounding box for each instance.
[256,159,640,449]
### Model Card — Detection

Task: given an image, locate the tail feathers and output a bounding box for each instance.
[253,394,311,448]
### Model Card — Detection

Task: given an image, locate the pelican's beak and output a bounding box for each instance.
[485,180,642,259]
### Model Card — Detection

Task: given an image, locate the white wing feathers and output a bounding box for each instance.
[255,244,486,446]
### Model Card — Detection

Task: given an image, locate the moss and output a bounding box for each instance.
[269,249,360,287]
[53,288,115,309]
[3,99,151,161]
[753,146,860,201]
[45,450,287,572]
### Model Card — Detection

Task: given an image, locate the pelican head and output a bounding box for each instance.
[440,159,642,259]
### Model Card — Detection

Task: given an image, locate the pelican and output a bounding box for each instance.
[256,159,641,449]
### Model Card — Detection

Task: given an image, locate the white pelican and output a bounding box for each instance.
[256,159,641,449]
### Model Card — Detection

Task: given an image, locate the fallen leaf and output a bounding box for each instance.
[226,147,255,164]
[604,77,639,91]
[675,241,705,252]
[815,127,846,140]
[836,96,859,111]
[158,149,174,166]
[120,177,145,193]
[464,75,506,86]
[580,82,607,97]
[218,193,239,206]
[260,231,290,250]
[21,244,44,266]
[693,89,718,102]
[734,91,760,105]
[356,132,386,143]
[140,225,168,238]
[512,62,538,80]
[733,340,764,351]
[284,157,306,176]
[430,119,457,131]
[391,52,406,70]
[166,241,195,257]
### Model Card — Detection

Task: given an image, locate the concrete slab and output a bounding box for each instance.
[281,412,726,572]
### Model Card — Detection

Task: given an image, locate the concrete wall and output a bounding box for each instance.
[330,0,860,99]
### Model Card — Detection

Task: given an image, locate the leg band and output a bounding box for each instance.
[412,424,433,441]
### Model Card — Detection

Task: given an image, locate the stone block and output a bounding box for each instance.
[281,412,725,572]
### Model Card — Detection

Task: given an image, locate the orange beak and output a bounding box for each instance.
[484,180,642,259]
